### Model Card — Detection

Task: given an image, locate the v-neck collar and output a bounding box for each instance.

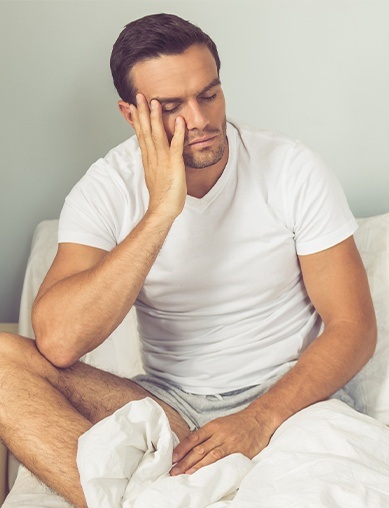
[185,122,237,213]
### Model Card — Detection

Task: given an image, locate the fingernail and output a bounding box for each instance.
[150,99,158,110]
[170,467,179,476]
[172,453,178,462]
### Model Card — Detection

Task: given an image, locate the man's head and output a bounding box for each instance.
[111,14,227,171]
[110,13,221,106]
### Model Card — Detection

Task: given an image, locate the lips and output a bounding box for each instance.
[187,135,217,147]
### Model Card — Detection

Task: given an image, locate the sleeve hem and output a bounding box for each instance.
[58,232,114,252]
[296,218,359,256]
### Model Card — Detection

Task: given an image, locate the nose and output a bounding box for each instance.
[183,99,209,131]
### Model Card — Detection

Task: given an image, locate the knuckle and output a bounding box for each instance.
[193,445,205,456]
[189,432,200,443]
[210,448,224,460]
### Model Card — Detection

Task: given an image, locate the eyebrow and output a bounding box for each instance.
[151,78,221,105]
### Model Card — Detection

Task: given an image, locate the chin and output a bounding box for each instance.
[184,142,226,170]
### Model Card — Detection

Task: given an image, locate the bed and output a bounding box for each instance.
[1,213,389,506]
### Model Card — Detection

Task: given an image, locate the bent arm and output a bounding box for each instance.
[246,235,377,429]
[171,235,377,475]
[32,211,176,368]
[33,96,187,368]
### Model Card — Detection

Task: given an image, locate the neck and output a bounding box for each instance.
[185,143,229,199]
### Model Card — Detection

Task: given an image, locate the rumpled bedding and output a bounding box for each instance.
[76,397,389,508]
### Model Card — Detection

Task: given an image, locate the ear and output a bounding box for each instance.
[118,100,134,127]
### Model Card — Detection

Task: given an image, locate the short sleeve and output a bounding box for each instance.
[58,160,127,252]
[283,142,358,255]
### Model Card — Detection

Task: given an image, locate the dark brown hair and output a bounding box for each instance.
[110,13,221,104]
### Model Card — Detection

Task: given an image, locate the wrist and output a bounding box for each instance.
[146,202,183,224]
[245,392,292,436]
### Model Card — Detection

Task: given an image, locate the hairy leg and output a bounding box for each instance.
[0,333,190,507]
[56,360,191,438]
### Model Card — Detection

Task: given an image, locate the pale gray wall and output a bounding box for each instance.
[1,0,388,322]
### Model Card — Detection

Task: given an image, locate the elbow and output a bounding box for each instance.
[33,317,79,370]
[35,332,80,369]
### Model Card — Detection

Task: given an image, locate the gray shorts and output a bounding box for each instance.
[132,369,355,432]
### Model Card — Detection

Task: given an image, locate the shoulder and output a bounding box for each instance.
[227,119,332,186]
[67,134,145,204]
[59,134,148,249]
[87,134,143,191]
[226,119,302,186]
[226,120,356,251]
[227,119,297,157]
[103,134,141,176]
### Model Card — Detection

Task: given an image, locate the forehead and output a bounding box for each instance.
[130,44,219,100]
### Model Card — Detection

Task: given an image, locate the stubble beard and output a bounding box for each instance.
[183,118,227,170]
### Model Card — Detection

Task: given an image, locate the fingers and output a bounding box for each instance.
[130,93,187,217]
[131,94,167,147]
[130,94,156,166]
[170,116,186,156]
[171,427,224,476]
[129,104,149,169]
[172,446,226,476]
[131,94,185,165]
[173,428,205,463]
[170,411,268,477]
[149,99,169,147]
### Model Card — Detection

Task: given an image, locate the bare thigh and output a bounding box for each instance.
[0,333,191,441]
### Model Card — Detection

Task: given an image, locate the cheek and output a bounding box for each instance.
[215,94,226,118]
[208,94,226,124]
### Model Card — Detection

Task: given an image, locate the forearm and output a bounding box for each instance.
[32,210,175,367]
[246,318,377,432]
[34,97,186,367]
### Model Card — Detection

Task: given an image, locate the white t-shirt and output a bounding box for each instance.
[59,121,358,394]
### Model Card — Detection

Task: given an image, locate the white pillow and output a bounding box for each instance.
[345,213,389,424]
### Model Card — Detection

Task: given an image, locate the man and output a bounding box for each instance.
[0,13,376,508]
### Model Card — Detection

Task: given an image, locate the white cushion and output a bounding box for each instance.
[345,213,389,424]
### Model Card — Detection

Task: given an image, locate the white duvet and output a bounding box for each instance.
[4,397,389,507]
[77,397,389,508]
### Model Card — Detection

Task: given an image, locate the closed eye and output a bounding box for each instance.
[162,104,181,115]
[162,90,218,115]
[200,92,218,102]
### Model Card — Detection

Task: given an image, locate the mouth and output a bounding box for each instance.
[187,135,218,148]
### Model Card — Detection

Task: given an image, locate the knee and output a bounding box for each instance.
[0,333,62,395]
[0,332,37,371]
[0,332,20,359]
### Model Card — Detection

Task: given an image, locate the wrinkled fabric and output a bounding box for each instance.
[77,398,252,508]
[76,397,389,508]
